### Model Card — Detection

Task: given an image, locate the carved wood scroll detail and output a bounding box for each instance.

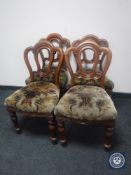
[65,41,112,88]
[24,40,63,87]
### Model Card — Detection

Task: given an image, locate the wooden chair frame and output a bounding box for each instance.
[25,33,71,95]
[56,41,116,150]
[38,33,71,69]
[6,40,63,144]
[72,34,113,96]
[72,34,109,71]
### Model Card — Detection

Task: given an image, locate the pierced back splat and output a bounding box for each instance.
[65,41,112,88]
[39,33,71,69]
[72,34,109,72]
[24,40,64,87]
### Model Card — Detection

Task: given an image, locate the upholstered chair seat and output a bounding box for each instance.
[54,85,117,121]
[5,81,59,113]
[104,77,114,90]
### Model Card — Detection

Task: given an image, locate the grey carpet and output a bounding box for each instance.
[0,88,131,175]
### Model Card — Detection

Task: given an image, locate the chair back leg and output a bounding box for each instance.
[8,109,21,134]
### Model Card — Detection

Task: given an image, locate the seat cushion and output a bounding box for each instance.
[104,77,114,89]
[54,85,117,121]
[70,73,114,90]
[25,68,68,89]
[4,81,59,113]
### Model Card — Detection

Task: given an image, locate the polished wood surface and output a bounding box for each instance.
[24,33,71,85]
[66,40,112,88]
[39,33,71,69]
[24,40,64,87]
[72,34,109,72]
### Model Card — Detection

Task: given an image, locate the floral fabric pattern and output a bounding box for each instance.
[54,85,117,121]
[5,81,60,113]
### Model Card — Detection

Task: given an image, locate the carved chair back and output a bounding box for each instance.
[65,41,112,88]
[72,34,109,71]
[24,33,71,88]
[39,33,71,69]
[24,40,63,87]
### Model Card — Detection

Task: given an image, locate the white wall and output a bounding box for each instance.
[0,0,131,92]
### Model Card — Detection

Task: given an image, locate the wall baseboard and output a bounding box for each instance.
[0,85,23,90]
[0,85,131,98]
[112,92,131,98]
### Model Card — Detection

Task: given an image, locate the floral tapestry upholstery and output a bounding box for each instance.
[70,73,114,90]
[25,68,68,89]
[4,81,60,114]
[54,85,117,121]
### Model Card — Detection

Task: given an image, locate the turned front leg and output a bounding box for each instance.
[104,121,115,150]
[57,120,67,146]
[48,117,57,144]
[9,110,21,134]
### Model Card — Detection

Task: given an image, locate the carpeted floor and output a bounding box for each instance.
[0,87,131,175]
